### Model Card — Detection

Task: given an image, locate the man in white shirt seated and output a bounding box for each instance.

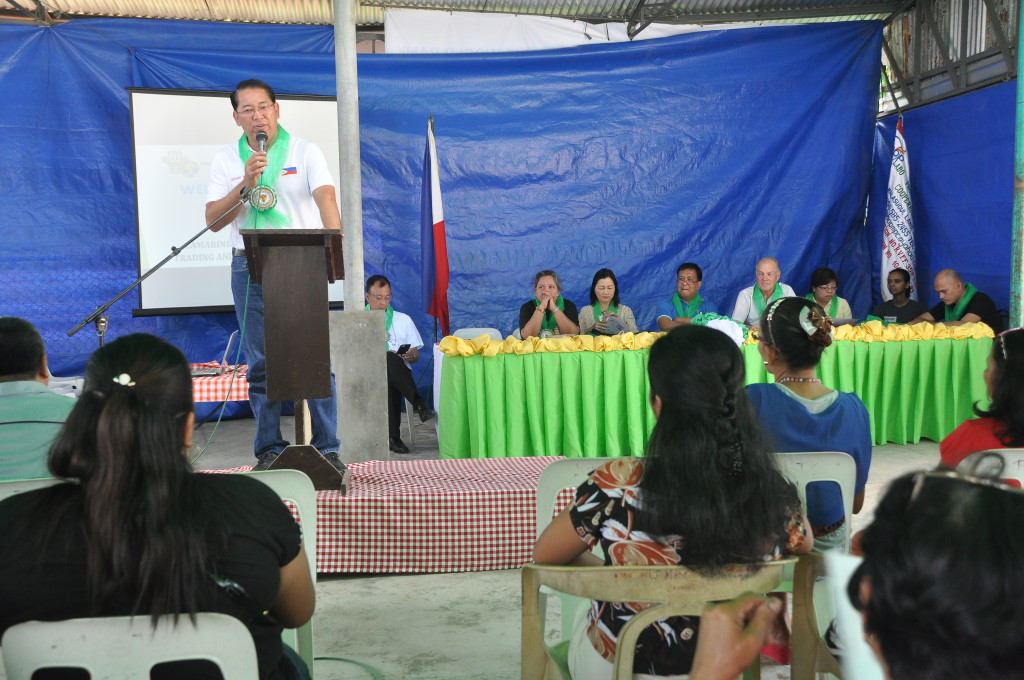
[730,257,796,328]
[365,276,437,454]
[0,317,74,480]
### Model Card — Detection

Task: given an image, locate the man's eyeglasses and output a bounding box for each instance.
[677,277,699,285]
[236,103,274,117]
[369,294,392,302]
[815,284,838,293]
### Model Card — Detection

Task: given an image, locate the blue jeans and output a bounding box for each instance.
[231,255,340,457]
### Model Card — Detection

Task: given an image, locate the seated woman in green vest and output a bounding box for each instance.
[806,267,853,321]
[578,268,639,335]
[519,270,580,339]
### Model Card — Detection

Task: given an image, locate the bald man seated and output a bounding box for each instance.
[730,257,796,327]
[910,269,1003,332]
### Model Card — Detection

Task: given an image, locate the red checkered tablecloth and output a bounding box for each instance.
[318,456,576,573]
[213,457,576,574]
[191,363,249,403]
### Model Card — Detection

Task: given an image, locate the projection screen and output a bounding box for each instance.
[129,88,344,315]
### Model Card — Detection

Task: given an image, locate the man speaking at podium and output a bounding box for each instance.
[205,78,343,471]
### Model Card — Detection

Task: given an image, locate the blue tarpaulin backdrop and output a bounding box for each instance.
[3,18,892,386]
[868,80,1015,314]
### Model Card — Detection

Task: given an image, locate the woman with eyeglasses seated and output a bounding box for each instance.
[806,267,853,321]
[0,334,315,680]
[940,327,1024,471]
[578,268,639,335]
[747,297,872,552]
[689,452,1024,680]
[533,326,812,680]
[520,269,580,339]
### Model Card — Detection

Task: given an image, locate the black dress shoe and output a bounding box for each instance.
[389,437,411,454]
[414,401,437,423]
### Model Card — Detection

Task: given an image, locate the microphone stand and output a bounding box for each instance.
[67,188,253,346]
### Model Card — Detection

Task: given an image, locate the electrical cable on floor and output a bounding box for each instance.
[313,656,386,679]
[191,275,251,466]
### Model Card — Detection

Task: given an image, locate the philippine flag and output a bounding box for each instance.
[281,167,298,176]
[421,118,451,337]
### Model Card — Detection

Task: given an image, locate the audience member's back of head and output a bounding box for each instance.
[51,333,194,484]
[976,327,1024,446]
[853,456,1024,680]
[758,297,832,370]
[641,326,796,567]
[0,317,45,380]
[42,333,209,619]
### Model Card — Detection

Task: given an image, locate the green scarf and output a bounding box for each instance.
[946,282,977,321]
[365,303,394,347]
[672,292,703,318]
[533,296,565,332]
[238,125,291,229]
[805,293,839,318]
[752,282,784,317]
[590,301,619,335]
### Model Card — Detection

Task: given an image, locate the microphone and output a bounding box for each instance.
[255,130,268,153]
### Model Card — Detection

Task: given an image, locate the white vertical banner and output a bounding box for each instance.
[880,117,918,300]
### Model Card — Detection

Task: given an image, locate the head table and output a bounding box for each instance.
[434,323,993,459]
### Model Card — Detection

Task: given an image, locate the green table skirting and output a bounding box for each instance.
[438,338,992,459]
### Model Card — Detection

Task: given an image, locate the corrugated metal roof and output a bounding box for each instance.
[1,0,900,27]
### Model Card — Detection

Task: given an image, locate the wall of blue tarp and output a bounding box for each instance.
[868,80,1016,313]
[2,19,884,385]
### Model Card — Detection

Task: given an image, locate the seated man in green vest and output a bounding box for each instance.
[910,269,1004,332]
[657,262,718,330]
[0,317,74,480]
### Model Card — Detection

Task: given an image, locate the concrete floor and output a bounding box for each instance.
[189,413,938,680]
[1,409,941,680]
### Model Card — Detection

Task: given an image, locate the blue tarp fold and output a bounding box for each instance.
[1,19,882,385]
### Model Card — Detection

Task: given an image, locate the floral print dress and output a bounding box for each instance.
[568,457,803,676]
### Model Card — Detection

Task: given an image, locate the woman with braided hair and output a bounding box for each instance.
[748,297,872,552]
[534,325,812,679]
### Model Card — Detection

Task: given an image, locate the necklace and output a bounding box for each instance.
[776,377,822,384]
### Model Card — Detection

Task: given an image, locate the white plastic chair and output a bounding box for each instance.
[775,451,857,552]
[1,612,258,680]
[237,469,318,673]
[973,448,1024,485]
[0,476,60,501]
[535,458,614,538]
[453,327,503,341]
[534,457,614,641]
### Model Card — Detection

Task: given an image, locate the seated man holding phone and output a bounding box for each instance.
[365,275,436,454]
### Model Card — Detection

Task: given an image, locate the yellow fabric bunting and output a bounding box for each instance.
[437,332,664,357]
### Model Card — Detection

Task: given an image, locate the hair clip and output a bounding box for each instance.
[798,306,818,337]
[112,373,136,387]
[763,298,786,346]
[998,327,1024,362]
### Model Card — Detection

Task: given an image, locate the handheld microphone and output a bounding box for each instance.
[256,131,268,153]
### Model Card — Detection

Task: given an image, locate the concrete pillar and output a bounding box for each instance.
[331,311,388,462]
[334,0,364,304]
[1012,0,1024,327]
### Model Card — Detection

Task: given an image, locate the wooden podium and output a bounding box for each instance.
[241,228,347,491]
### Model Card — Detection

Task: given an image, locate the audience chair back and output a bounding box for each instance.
[1,613,258,680]
[534,457,613,644]
[976,448,1024,486]
[521,561,791,680]
[535,458,614,538]
[775,451,856,552]
[237,469,318,672]
[0,476,60,502]
[453,327,503,341]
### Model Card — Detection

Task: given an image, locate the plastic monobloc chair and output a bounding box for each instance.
[1,613,258,680]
